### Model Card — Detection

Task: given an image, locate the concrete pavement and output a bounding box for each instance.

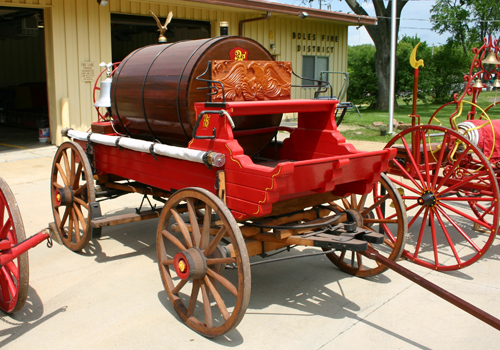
[0,128,499,349]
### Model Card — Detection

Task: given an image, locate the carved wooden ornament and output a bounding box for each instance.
[211,60,292,102]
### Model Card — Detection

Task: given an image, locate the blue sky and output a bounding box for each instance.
[273,0,452,46]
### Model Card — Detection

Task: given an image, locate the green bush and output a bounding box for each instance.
[347,45,378,106]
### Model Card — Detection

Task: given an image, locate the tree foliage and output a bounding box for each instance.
[427,43,471,103]
[348,37,471,105]
[395,36,434,105]
[431,0,500,55]
[347,44,378,105]
[345,0,409,110]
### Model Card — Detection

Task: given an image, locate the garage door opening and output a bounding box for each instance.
[111,14,211,62]
[0,6,49,147]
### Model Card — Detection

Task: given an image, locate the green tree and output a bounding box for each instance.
[345,0,409,110]
[431,0,500,55]
[428,43,471,103]
[395,36,433,105]
[347,44,378,106]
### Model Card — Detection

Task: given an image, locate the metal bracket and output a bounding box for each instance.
[90,202,103,238]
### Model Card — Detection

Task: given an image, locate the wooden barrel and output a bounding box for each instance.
[110,36,282,156]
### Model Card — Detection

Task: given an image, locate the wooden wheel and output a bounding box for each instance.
[385,125,499,270]
[324,173,407,277]
[51,141,95,252]
[0,177,29,313]
[157,188,250,337]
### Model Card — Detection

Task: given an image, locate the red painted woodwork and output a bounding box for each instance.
[85,97,396,221]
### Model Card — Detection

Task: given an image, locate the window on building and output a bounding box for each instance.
[301,56,329,86]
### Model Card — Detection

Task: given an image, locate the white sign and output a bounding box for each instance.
[80,62,95,82]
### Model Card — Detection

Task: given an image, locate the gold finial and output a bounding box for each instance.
[150,10,173,43]
[410,42,424,69]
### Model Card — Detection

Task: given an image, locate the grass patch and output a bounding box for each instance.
[338,91,500,142]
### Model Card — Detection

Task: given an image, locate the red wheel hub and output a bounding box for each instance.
[173,248,207,280]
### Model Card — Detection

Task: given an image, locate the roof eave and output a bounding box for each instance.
[181,0,377,26]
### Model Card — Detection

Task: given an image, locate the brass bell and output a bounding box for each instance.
[482,51,500,65]
[494,78,500,88]
[472,78,484,89]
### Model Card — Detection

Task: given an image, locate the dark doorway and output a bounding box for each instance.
[0,6,48,144]
[111,13,211,62]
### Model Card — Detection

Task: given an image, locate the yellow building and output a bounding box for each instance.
[0,0,375,145]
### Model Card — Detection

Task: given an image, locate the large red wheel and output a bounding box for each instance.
[51,141,95,252]
[157,188,250,337]
[0,177,29,313]
[385,125,499,271]
[325,173,408,277]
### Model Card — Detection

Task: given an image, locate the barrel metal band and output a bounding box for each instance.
[115,137,123,150]
[149,143,158,161]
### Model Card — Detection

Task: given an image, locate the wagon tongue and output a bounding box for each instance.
[363,246,500,332]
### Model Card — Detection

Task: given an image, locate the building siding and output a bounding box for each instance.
[0,0,351,144]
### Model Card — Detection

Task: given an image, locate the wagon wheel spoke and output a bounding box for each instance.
[156,188,250,337]
[0,217,11,239]
[341,197,350,209]
[73,182,87,197]
[72,208,81,244]
[0,176,29,313]
[161,230,187,251]
[56,163,69,187]
[421,130,432,188]
[389,177,422,196]
[187,279,201,318]
[439,201,493,230]
[199,204,212,250]
[59,205,71,228]
[400,134,426,191]
[186,198,201,247]
[429,211,439,266]
[62,149,71,185]
[52,181,63,189]
[170,209,193,249]
[435,145,470,193]
[172,279,189,295]
[206,268,238,297]
[0,267,15,303]
[204,227,227,257]
[51,142,95,252]
[324,173,407,277]
[385,125,499,271]
[200,282,213,328]
[434,208,463,265]
[204,276,230,321]
[431,133,452,189]
[206,257,236,265]
[67,214,74,244]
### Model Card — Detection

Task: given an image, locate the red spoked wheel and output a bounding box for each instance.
[385,125,499,271]
[325,173,408,277]
[157,188,250,338]
[0,177,29,313]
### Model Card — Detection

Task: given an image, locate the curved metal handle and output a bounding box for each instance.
[192,110,234,140]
